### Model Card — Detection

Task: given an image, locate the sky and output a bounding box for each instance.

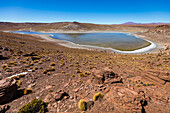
[0,0,170,24]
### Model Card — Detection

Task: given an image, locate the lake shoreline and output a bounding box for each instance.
[35,33,159,54]
[6,30,164,54]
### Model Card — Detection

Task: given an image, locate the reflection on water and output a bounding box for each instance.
[13,31,151,51]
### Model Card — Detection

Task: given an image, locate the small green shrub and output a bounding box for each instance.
[47,67,55,71]
[85,71,90,75]
[8,61,17,67]
[50,62,55,66]
[93,92,104,101]
[136,84,141,87]
[43,70,47,74]
[2,64,7,69]
[61,71,65,74]
[76,70,81,73]
[5,67,12,72]
[78,99,87,111]
[17,80,22,88]
[33,66,38,70]
[18,99,48,113]
[79,73,85,77]
[38,61,43,64]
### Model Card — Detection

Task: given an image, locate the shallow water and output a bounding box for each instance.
[13,31,152,51]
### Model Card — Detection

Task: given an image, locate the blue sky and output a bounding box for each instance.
[0,0,170,24]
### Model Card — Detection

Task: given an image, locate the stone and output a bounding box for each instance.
[91,69,104,84]
[91,67,120,84]
[55,92,69,101]
[104,87,110,93]
[0,78,17,104]
[144,74,166,85]
[23,52,36,57]
[0,105,10,112]
[45,85,52,90]
[44,91,69,103]
[64,83,69,87]
[73,87,80,92]
[110,78,122,84]
[44,93,53,103]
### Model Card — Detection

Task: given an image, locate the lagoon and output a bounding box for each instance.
[12,31,156,53]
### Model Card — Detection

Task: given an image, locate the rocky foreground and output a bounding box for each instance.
[0,28,169,113]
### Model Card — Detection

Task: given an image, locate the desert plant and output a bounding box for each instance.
[38,61,43,64]
[43,70,47,74]
[18,99,48,113]
[8,61,17,67]
[76,70,81,73]
[47,72,50,75]
[61,71,65,74]
[24,88,32,95]
[79,73,85,77]
[47,67,55,71]
[50,62,55,66]
[17,80,22,88]
[93,92,104,101]
[33,66,38,70]
[5,67,12,72]
[1,64,7,69]
[31,69,35,72]
[78,99,87,111]
[46,58,50,61]
[85,71,90,75]
[136,84,141,87]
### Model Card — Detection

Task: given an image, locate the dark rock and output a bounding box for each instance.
[91,67,121,84]
[3,47,9,51]
[0,104,10,113]
[0,55,3,59]
[44,91,69,103]
[23,52,37,57]
[91,69,105,84]
[0,78,17,104]
[31,56,41,60]
[0,46,2,50]
[110,78,123,84]
[55,92,69,101]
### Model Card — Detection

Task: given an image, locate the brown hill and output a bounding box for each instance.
[0,22,152,32]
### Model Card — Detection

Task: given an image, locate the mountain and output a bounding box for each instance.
[122,22,141,25]
[122,22,170,25]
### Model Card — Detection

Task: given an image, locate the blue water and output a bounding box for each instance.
[12,31,151,51]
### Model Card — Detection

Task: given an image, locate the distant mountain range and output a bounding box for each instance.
[122,22,170,25]
[0,21,169,32]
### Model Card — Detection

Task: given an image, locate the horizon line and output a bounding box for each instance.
[1,20,170,25]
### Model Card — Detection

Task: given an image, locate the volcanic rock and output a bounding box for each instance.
[91,67,121,84]
[0,78,17,104]
[0,104,10,112]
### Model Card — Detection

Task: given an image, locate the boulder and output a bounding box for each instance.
[91,67,121,84]
[44,91,69,103]
[0,78,17,104]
